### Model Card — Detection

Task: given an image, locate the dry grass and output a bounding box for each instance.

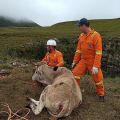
[0,66,120,120]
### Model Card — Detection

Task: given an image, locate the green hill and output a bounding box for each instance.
[0,16,39,27]
[51,18,120,37]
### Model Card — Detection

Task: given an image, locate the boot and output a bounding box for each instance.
[99,96,105,102]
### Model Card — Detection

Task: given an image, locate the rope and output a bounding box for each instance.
[0,102,30,120]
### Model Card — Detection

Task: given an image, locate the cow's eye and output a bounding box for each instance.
[36,71,41,75]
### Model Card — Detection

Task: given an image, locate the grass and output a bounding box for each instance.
[0,18,120,58]
[0,19,120,74]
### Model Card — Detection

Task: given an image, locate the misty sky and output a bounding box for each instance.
[0,0,119,26]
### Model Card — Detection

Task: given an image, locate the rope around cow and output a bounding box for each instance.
[0,102,30,120]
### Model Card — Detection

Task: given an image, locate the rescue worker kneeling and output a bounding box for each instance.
[72,18,105,102]
[33,39,64,87]
[42,39,64,69]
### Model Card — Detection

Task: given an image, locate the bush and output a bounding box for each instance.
[6,37,120,77]
[6,41,46,60]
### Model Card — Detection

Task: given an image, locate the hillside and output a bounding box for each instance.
[0,18,120,76]
[0,16,39,27]
[51,18,120,37]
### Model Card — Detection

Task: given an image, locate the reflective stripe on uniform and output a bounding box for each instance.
[91,31,97,38]
[96,80,103,87]
[74,76,80,80]
[80,33,84,36]
[76,50,81,54]
[57,61,64,66]
[96,50,102,55]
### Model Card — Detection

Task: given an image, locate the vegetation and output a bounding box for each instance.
[0,18,120,76]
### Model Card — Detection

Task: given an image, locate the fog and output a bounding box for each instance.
[0,0,119,26]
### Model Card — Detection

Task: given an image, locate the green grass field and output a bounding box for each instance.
[0,18,120,59]
[0,18,120,76]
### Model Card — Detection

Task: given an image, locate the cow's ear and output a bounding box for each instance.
[39,61,47,66]
[33,67,36,73]
[53,66,58,71]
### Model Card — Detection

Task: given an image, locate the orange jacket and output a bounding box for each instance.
[73,30,102,68]
[42,50,64,67]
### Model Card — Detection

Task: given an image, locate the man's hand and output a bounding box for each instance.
[71,62,76,69]
[92,67,98,74]
[53,66,58,71]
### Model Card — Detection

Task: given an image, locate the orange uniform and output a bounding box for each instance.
[42,50,64,67]
[72,30,104,96]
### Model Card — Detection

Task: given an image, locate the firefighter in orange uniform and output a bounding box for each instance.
[72,18,105,102]
[42,39,64,71]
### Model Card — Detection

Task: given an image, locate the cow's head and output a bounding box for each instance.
[32,61,55,85]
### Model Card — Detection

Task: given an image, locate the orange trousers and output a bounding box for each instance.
[72,59,104,96]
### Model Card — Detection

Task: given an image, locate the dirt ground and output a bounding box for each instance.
[0,66,120,120]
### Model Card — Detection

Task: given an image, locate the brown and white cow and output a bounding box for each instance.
[29,63,82,118]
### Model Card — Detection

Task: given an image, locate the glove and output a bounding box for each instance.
[92,67,98,74]
[53,66,58,71]
[71,62,76,69]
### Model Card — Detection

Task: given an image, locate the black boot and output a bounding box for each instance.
[99,96,105,102]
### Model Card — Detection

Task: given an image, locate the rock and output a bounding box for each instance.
[0,69,10,75]
[11,61,28,67]
[12,61,20,66]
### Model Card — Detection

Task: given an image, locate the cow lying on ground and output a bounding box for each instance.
[28,62,82,118]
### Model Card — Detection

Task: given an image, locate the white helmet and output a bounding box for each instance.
[47,39,57,46]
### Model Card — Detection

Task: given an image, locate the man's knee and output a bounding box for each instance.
[72,62,86,75]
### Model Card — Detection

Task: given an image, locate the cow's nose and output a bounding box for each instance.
[32,76,35,81]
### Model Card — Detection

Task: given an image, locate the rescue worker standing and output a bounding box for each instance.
[42,39,64,70]
[72,18,105,102]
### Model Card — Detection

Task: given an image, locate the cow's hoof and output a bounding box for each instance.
[98,96,105,102]
[26,96,30,101]
[26,96,31,102]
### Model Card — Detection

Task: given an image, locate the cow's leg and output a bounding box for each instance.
[29,96,44,115]
[30,85,51,115]
[30,98,39,105]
